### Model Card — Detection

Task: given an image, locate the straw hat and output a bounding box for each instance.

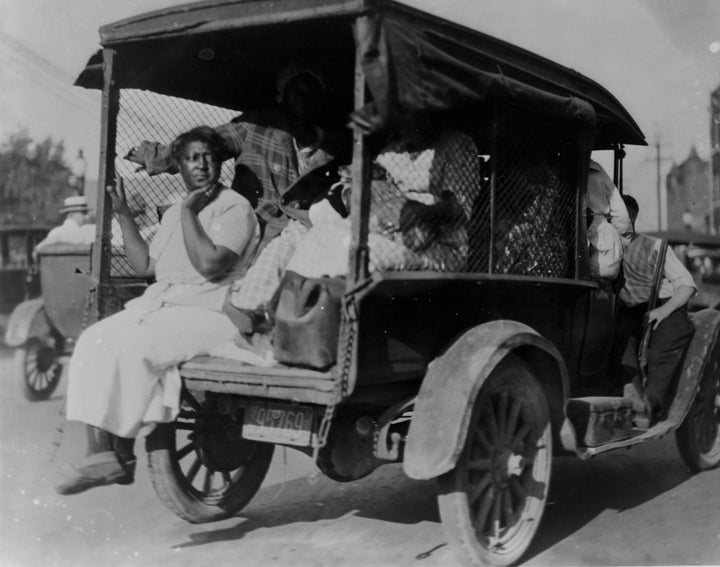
[59,195,90,214]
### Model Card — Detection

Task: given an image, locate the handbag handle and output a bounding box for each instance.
[296,279,324,318]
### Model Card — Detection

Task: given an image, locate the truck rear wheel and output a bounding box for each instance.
[146,388,274,523]
[437,355,552,566]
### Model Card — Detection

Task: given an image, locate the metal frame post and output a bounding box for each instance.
[91,47,120,321]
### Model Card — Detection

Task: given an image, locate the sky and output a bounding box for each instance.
[1,0,719,231]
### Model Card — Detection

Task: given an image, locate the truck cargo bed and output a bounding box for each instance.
[180,356,341,405]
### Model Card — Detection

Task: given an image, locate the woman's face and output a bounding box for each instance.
[179,140,220,192]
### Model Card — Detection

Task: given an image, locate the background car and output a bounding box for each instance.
[647,230,720,311]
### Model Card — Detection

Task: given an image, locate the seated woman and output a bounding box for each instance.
[55,126,259,495]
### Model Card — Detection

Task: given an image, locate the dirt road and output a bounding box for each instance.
[0,346,718,567]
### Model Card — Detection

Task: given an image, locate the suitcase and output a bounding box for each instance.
[566,396,633,447]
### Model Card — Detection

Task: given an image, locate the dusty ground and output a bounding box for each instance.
[0,345,719,567]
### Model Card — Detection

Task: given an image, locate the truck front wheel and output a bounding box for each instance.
[676,349,720,472]
[437,355,552,566]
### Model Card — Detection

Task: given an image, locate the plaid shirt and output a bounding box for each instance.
[132,107,340,233]
[620,233,696,307]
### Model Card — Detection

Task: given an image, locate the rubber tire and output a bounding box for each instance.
[437,355,552,567]
[675,350,720,472]
[147,418,274,524]
[16,337,63,401]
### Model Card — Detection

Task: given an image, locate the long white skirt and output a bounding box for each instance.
[66,304,237,438]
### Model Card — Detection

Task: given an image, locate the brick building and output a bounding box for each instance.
[666,147,710,232]
[712,85,720,231]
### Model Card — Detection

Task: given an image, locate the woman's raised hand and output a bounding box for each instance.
[106,177,130,214]
[182,185,219,214]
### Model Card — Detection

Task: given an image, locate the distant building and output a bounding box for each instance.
[711,85,720,231]
[666,147,710,232]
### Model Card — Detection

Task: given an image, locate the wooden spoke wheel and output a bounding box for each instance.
[147,388,274,523]
[16,336,63,401]
[676,350,720,472]
[438,355,552,566]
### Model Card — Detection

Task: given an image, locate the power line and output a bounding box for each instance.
[0,31,101,117]
[0,31,79,86]
[1,54,101,120]
[0,32,170,134]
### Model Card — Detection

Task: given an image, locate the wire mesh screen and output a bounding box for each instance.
[366,114,578,277]
[366,129,481,272]
[491,114,577,277]
[110,89,237,278]
[468,112,578,277]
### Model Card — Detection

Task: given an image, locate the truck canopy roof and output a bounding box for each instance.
[75,0,645,149]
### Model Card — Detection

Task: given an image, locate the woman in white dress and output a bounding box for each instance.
[56,126,259,495]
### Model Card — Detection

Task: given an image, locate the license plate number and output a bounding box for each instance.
[242,403,313,446]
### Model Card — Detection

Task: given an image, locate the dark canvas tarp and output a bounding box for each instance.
[355,12,596,134]
[74,0,645,148]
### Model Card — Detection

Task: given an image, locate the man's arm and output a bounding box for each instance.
[608,186,633,247]
[647,286,695,329]
[33,226,63,258]
[124,141,177,175]
[647,247,696,329]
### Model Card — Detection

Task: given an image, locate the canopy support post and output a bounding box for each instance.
[348,30,371,284]
[91,47,120,322]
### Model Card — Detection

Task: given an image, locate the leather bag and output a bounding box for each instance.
[272,271,346,369]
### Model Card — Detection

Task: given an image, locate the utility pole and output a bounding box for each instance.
[655,138,662,230]
[646,135,671,231]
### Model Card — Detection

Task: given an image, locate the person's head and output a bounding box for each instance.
[169,126,225,192]
[397,115,441,151]
[622,194,639,227]
[59,195,90,225]
[275,62,326,124]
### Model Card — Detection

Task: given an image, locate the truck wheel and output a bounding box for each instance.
[147,388,274,523]
[437,355,552,566]
[16,337,63,401]
[676,356,720,472]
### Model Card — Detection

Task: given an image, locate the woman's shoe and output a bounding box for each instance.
[55,451,136,495]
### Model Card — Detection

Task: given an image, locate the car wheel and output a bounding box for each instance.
[437,355,552,566]
[676,347,720,472]
[16,336,63,401]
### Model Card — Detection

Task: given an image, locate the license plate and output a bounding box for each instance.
[242,403,314,446]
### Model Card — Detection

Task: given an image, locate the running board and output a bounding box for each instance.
[561,309,720,458]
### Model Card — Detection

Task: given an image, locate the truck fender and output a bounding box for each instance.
[675,309,720,419]
[403,320,567,480]
[3,298,51,347]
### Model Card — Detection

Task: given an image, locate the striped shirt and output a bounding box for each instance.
[619,233,696,307]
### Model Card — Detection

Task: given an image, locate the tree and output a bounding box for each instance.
[0,128,72,225]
